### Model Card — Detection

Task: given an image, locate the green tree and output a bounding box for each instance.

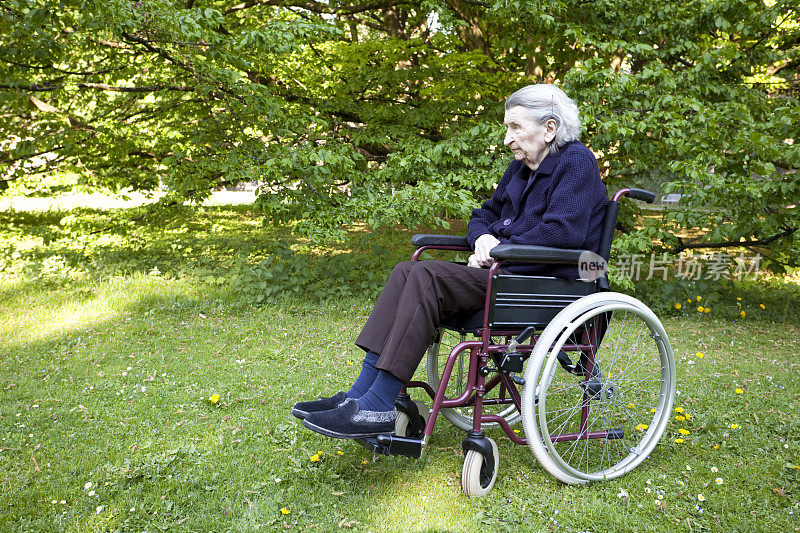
[1,0,798,266]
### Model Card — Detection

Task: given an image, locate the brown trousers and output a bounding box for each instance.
[355,260,493,382]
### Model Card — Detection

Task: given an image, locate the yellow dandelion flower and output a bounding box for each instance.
[636,424,649,431]
[697,306,704,312]
[735,388,743,394]
[675,303,682,309]
[346,360,354,365]
[209,394,220,404]
[713,444,720,449]
[513,429,520,434]
[361,459,368,465]
[336,450,344,456]
[280,508,290,515]
[685,413,692,420]
[675,407,685,413]
[760,304,766,309]
[627,403,635,409]
[310,454,320,462]
[651,408,657,413]
[687,298,692,303]
[675,415,686,421]
[736,297,741,301]
[678,428,690,435]
[696,352,704,358]
[730,423,739,429]
[740,311,746,318]
[675,438,684,443]
[704,307,710,314]
[696,296,702,301]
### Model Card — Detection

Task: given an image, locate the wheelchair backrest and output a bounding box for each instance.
[596,199,620,291]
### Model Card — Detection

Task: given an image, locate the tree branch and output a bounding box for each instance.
[225,0,411,16]
[0,144,66,165]
[668,226,797,254]
[77,82,195,92]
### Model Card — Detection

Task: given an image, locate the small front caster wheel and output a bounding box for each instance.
[394,401,430,438]
[461,437,498,497]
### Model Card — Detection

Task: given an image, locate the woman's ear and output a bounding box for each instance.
[544,118,557,143]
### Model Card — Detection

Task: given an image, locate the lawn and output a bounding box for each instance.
[0,203,798,532]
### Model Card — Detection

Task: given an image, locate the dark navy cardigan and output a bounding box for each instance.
[466,141,607,280]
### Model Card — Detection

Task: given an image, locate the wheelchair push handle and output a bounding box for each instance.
[614,187,656,203]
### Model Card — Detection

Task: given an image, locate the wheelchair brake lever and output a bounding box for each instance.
[507,326,536,353]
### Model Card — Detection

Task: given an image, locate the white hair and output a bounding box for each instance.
[504,84,581,155]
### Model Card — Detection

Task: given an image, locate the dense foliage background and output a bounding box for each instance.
[1,0,799,267]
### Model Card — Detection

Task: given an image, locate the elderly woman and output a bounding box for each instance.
[292,84,607,439]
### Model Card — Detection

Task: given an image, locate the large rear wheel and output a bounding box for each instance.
[522,293,676,484]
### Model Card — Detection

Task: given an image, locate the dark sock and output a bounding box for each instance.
[346,351,380,399]
[357,370,405,412]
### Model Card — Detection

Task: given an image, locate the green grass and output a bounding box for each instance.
[0,204,799,532]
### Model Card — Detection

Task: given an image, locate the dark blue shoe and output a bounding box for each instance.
[291,391,348,420]
[302,398,396,439]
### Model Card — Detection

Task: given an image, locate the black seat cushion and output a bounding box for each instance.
[440,309,485,334]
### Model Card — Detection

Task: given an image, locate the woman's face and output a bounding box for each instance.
[503,106,556,171]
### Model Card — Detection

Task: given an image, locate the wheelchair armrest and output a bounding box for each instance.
[411,234,470,248]
[489,244,587,264]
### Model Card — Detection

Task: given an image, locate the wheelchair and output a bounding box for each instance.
[356,187,677,496]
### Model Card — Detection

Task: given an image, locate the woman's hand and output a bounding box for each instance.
[473,233,500,267]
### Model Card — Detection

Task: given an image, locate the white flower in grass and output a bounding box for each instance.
[84,482,92,490]
[711,466,718,473]
[697,494,706,502]
[616,489,629,499]
[715,477,723,485]
[88,490,95,496]
[96,505,103,514]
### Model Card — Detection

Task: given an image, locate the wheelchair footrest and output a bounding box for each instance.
[355,434,423,458]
